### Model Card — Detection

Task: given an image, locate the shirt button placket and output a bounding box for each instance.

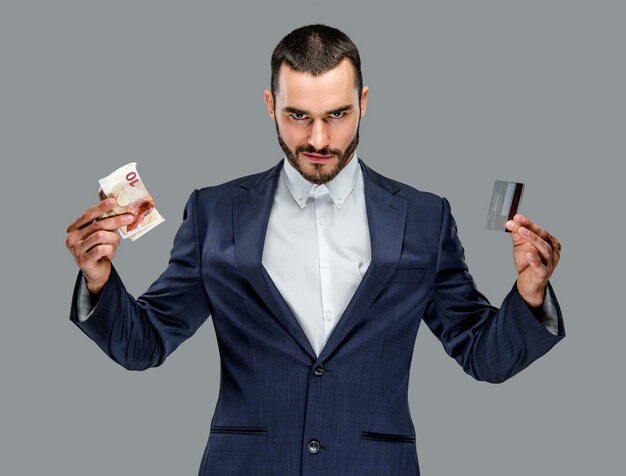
[315,187,334,343]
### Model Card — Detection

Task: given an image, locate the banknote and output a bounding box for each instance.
[98,163,165,241]
[485,180,524,232]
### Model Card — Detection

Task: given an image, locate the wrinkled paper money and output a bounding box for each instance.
[98,163,165,241]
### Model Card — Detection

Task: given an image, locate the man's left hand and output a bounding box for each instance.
[505,214,562,308]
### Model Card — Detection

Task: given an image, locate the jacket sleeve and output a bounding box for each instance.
[422,197,564,383]
[69,189,211,370]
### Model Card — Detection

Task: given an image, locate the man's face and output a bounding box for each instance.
[264,59,368,185]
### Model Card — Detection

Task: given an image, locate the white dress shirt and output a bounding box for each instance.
[261,154,371,356]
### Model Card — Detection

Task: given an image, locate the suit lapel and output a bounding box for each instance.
[316,159,407,363]
[233,160,318,360]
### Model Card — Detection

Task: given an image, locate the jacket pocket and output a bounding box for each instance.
[387,267,426,284]
[210,426,267,436]
[360,431,416,443]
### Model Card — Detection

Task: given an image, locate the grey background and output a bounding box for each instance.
[1,1,623,474]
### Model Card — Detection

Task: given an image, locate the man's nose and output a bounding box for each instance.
[307,120,330,151]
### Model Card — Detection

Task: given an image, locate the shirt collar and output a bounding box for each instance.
[282,152,361,209]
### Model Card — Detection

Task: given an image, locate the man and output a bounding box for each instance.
[66,24,563,475]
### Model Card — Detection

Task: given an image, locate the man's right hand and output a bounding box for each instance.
[65,198,134,297]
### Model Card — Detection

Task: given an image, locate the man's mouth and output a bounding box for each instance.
[302,152,334,163]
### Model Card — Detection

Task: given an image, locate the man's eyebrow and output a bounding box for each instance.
[327,105,353,114]
[282,105,354,115]
[282,106,308,115]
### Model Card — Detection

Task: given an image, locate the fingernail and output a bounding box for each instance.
[123,215,134,223]
[527,252,535,262]
[520,227,529,236]
[505,220,514,230]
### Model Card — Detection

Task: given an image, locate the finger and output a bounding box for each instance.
[505,220,553,262]
[67,198,117,233]
[83,243,117,265]
[512,214,549,241]
[547,234,561,271]
[78,230,121,258]
[547,233,562,253]
[66,213,131,253]
[508,215,562,256]
[76,240,118,271]
[76,213,134,242]
[518,226,553,262]
[525,252,550,280]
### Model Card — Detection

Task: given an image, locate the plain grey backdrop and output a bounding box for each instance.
[1,1,623,474]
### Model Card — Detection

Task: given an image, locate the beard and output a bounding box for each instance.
[275,121,360,185]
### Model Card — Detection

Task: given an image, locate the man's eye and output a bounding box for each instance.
[290,113,307,120]
[330,111,345,119]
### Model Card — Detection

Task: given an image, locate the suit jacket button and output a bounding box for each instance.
[308,440,320,453]
[313,364,325,376]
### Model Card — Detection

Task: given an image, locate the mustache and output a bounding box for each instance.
[295,144,342,157]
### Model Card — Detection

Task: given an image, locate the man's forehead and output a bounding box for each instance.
[275,60,359,111]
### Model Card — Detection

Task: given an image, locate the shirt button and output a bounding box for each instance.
[313,364,325,376]
[318,216,326,225]
[320,261,329,269]
[326,310,333,321]
[308,440,320,453]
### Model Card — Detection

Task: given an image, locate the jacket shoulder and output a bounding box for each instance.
[194,160,281,203]
[361,160,443,207]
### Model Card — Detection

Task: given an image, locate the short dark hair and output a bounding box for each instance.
[270,24,363,99]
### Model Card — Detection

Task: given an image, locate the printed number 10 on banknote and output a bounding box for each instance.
[98,163,165,241]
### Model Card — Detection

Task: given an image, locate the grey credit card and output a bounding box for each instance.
[485,180,524,232]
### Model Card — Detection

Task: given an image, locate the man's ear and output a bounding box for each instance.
[359,86,369,118]
[263,89,275,120]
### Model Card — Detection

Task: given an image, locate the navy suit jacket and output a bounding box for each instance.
[70,158,564,475]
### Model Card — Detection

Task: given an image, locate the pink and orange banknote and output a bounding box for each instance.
[98,163,165,241]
